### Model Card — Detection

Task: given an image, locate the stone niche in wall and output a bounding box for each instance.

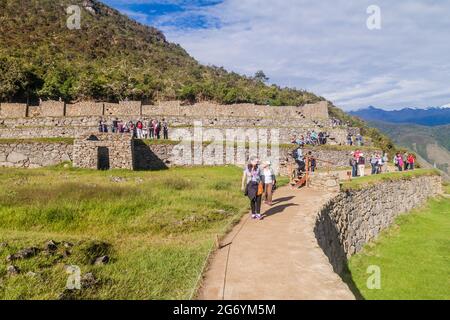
[73,133,134,170]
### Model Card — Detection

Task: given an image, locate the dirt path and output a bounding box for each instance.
[197,186,354,300]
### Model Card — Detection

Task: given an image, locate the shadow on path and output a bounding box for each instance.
[263,203,298,218]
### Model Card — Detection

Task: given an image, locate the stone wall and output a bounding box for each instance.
[66,102,104,117]
[0,138,376,173]
[142,100,329,120]
[314,174,442,275]
[73,133,134,170]
[0,142,73,168]
[0,115,351,145]
[0,100,329,119]
[104,101,141,116]
[0,103,27,118]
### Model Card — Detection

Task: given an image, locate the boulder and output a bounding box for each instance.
[81,272,98,289]
[6,151,28,163]
[7,265,20,276]
[45,240,59,252]
[94,255,110,265]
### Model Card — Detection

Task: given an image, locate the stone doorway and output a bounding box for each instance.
[97,147,110,170]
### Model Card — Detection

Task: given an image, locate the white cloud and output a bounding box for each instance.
[146,0,450,110]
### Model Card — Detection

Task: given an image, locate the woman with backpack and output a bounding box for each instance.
[241,157,263,220]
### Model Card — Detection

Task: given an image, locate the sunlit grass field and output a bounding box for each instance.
[347,184,450,300]
[0,165,270,300]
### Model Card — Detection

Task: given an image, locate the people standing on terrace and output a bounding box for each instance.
[394,153,404,171]
[347,133,353,146]
[382,152,389,173]
[135,120,142,139]
[357,153,366,177]
[350,152,358,177]
[403,152,409,171]
[162,119,169,140]
[407,154,415,170]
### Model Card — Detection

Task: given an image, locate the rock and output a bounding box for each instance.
[7,247,40,261]
[94,255,110,265]
[81,273,98,289]
[62,250,71,258]
[6,151,28,163]
[26,271,37,277]
[63,241,74,249]
[7,265,20,276]
[45,240,59,252]
[110,176,127,183]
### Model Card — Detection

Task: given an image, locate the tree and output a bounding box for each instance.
[254,70,269,83]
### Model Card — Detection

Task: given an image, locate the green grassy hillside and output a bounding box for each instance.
[0,0,321,106]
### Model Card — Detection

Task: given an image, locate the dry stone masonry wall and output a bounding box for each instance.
[73,133,134,170]
[0,100,329,119]
[0,142,72,168]
[314,175,442,275]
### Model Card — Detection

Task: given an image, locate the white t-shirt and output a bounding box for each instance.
[263,168,273,184]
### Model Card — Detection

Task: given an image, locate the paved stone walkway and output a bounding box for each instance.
[198,186,355,300]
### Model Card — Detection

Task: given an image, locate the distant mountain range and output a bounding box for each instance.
[350,106,450,179]
[350,106,450,126]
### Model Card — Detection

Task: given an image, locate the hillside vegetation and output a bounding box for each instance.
[0,0,321,106]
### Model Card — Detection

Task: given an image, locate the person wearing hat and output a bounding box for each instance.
[260,160,276,206]
[241,156,263,220]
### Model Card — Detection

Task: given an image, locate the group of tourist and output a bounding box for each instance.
[393,152,416,171]
[292,146,317,174]
[349,151,416,177]
[347,133,364,146]
[98,118,169,140]
[241,157,277,220]
[331,118,343,127]
[291,130,329,146]
[349,150,386,177]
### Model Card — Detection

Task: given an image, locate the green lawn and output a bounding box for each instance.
[0,138,75,144]
[341,169,440,191]
[0,165,276,300]
[347,186,450,300]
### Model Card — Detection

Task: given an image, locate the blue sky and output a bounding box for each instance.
[102,0,450,110]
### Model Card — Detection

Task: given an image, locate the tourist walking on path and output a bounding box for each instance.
[407,154,415,170]
[260,161,276,206]
[241,157,263,220]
